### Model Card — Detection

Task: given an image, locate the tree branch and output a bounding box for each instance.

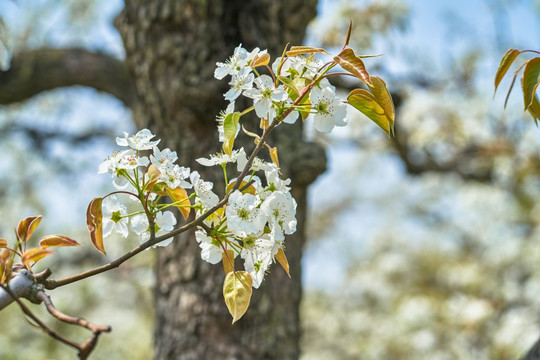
[0,269,40,310]
[0,48,136,107]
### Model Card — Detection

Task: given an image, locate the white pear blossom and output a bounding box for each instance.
[214,45,266,80]
[309,85,348,133]
[116,128,160,150]
[225,68,254,102]
[131,211,177,247]
[226,190,266,236]
[98,149,148,189]
[261,191,297,239]
[158,163,191,189]
[190,171,219,209]
[240,232,276,288]
[264,165,291,192]
[236,151,274,173]
[196,148,245,167]
[102,195,129,238]
[150,146,178,167]
[195,230,225,265]
[243,75,288,120]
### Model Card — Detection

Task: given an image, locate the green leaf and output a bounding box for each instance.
[348,89,393,136]
[285,46,330,57]
[222,112,241,155]
[223,271,252,324]
[522,57,540,109]
[166,187,191,220]
[333,48,372,86]
[17,216,42,243]
[494,49,520,94]
[39,235,80,248]
[278,75,299,97]
[528,93,540,124]
[86,197,105,255]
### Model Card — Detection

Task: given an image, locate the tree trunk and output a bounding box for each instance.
[115,1,323,359]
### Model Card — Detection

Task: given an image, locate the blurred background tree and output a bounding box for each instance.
[1,0,540,359]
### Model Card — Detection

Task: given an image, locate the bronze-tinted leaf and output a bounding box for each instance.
[146,164,161,188]
[166,187,191,220]
[17,216,42,243]
[348,89,392,136]
[0,238,7,248]
[369,76,395,134]
[251,53,270,67]
[241,125,261,143]
[266,145,280,169]
[285,46,330,57]
[21,247,54,266]
[334,48,372,86]
[223,271,253,323]
[40,235,80,248]
[227,180,256,195]
[275,248,290,278]
[222,249,235,274]
[86,197,105,254]
[522,57,540,109]
[494,49,520,94]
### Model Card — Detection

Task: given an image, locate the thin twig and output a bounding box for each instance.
[2,285,81,351]
[37,291,111,333]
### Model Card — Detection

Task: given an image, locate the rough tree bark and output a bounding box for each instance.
[115,1,321,359]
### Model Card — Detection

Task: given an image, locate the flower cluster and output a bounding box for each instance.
[195,151,296,288]
[94,44,380,293]
[97,128,296,288]
[214,44,348,135]
[98,129,187,247]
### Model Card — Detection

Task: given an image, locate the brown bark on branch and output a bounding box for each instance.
[0,48,135,107]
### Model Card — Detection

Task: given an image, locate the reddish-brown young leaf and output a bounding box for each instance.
[494,49,520,95]
[86,197,105,254]
[40,235,80,248]
[21,247,55,266]
[166,187,191,220]
[17,216,42,243]
[334,48,372,86]
[0,239,7,248]
[285,46,330,57]
[522,57,540,109]
[343,19,353,48]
